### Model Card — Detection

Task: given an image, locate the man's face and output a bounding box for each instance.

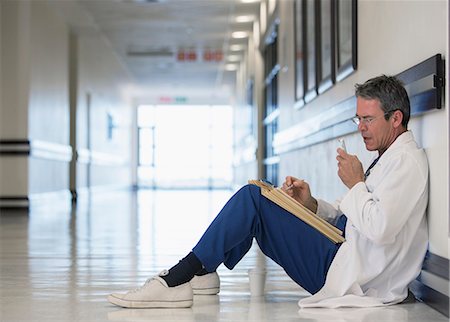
[355,97,397,154]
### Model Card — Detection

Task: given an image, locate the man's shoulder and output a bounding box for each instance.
[383,140,428,180]
[386,131,425,158]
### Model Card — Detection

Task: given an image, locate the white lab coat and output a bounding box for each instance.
[298,131,429,308]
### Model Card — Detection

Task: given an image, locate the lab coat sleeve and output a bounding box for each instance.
[316,199,342,222]
[339,152,427,245]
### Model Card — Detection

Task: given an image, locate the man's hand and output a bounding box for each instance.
[336,148,364,189]
[281,176,318,213]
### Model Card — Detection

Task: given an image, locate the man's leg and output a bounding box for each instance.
[108,184,345,308]
[193,184,345,294]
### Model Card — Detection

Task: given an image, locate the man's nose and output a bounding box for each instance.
[358,122,367,132]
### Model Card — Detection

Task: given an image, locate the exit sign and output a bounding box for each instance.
[158,96,188,103]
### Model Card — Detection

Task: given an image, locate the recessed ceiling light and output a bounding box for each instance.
[235,15,255,23]
[232,31,248,39]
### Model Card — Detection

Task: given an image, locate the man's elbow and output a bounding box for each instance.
[364,225,395,245]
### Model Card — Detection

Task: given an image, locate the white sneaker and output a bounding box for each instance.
[107,270,193,308]
[190,272,220,295]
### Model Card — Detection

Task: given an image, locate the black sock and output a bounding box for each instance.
[195,267,210,276]
[161,252,203,287]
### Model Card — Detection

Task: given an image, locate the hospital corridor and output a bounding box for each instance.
[0,0,449,321]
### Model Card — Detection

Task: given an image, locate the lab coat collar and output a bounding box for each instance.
[376,131,415,163]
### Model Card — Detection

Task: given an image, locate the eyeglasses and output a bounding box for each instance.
[352,112,392,126]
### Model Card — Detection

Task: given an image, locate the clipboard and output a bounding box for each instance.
[248,180,345,244]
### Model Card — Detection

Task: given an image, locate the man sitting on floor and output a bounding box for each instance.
[108,75,428,309]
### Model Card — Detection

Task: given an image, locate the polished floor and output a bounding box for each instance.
[0,189,447,322]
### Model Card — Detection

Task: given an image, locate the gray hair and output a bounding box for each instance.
[355,75,410,128]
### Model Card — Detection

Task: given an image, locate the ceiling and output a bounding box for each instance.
[69,0,261,100]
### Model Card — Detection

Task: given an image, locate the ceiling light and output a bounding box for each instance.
[127,48,173,57]
[225,64,238,71]
[241,0,260,3]
[227,55,240,62]
[232,31,248,39]
[230,44,245,51]
[235,15,255,23]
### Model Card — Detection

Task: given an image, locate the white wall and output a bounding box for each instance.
[0,1,30,140]
[74,32,133,191]
[273,0,448,259]
[0,1,32,197]
[28,1,70,195]
[0,0,135,202]
[29,1,69,145]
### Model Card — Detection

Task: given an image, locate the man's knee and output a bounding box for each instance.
[238,184,260,199]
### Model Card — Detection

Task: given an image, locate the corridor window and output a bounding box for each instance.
[137,105,233,189]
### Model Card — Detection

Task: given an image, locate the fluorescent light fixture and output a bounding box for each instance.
[227,55,240,62]
[230,44,245,51]
[232,31,248,39]
[225,64,238,71]
[241,0,260,3]
[235,15,255,23]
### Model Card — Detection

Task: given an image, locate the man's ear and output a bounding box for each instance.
[391,110,403,128]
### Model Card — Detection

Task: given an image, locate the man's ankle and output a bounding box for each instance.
[161,252,203,287]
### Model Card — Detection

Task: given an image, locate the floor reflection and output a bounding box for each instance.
[0,189,447,321]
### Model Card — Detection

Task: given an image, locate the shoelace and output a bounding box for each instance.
[128,269,169,294]
[128,278,153,294]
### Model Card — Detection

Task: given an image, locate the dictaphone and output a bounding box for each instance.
[338,138,347,152]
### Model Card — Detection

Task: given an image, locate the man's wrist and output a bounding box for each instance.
[348,177,365,189]
[307,198,318,213]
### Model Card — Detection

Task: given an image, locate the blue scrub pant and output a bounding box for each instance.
[192,184,347,294]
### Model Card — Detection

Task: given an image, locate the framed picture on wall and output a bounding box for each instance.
[336,0,357,81]
[294,0,306,109]
[318,0,335,94]
[304,0,318,103]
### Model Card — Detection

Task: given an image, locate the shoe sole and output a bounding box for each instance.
[193,287,220,295]
[107,294,193,308]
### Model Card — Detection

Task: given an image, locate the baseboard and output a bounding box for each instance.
[74,184,133,199]
[0,190,72,210]
[0,139,72,161]
[410,251,449,317]
[410,279,448,317]
[1,185,134,209]
[0,196,29,208]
